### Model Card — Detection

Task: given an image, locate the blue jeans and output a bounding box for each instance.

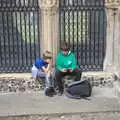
[31,65,53,89]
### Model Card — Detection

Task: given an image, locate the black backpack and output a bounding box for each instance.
[65,80,92,99]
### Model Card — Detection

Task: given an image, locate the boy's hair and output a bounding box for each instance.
[61,41,71,51]
[43,51,52,60]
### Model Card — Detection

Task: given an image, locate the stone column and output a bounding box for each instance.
[38,0,59,60]
[113,8,120,70]
[104,0,120,72]
[118,9,120,69]
[103,9,115,71]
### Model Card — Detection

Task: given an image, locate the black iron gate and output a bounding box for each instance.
[0,0,40,73]
[59,0,106,71]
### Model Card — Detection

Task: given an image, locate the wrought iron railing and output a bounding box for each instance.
[59,0,106,71]
[0,0,40,73]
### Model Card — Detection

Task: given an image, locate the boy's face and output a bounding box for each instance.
[61,50,69,56]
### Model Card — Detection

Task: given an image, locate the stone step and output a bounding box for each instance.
[0,72,114,93]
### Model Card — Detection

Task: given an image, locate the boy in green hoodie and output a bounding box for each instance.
[55,42,82,95]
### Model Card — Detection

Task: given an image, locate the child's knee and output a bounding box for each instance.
[31,67,38,79]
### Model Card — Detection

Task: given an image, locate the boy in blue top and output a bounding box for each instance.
[31,51,53,90]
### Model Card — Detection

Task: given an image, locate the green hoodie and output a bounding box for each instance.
[56,51,77,71]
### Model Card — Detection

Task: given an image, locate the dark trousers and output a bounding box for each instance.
[55,68,82,92]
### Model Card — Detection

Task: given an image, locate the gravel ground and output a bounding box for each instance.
[1,112,120,120]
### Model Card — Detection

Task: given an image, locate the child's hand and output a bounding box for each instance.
[69,69,73,72]
[47,59,53,64]
[49,60,53,67]
[61,69,67,73]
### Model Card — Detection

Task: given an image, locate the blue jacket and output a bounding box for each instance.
[34,58,48,69]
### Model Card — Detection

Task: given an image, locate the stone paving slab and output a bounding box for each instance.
[1,112,120,120]
[0,73,31,78]
[0,87,119,117]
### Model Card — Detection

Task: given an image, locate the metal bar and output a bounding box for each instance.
[35,0,40,59]
[84,9,87,66]
[29,11,32,65]
[89,9,92,68]
[93,10,96,67]
[19,11,24,67]
[2,12,6,66]
[15,12,20,66]
[68,10,70,43]
[94,0,97,6]
[76,10,79,65]
[28,0,30,7]
[72,9,74,51]
[97,10,100,67]
[23,0,26,7]
[24,10,28,65]
[37,9,41,58]
[63,10,65,41]
[78,11,81,66]
[59,5,61,45]
[81,10,83,66]
[33,11,36,59]
[86,9,89,68]
[11,11,15,68]
[6,0,10,68]
[0,12,3,66]
[0,35,2,66]
[36,9,41,57]
[19,0,21,7]
[73,0,75,6]
[35,11,40,59]
[81,0,83,6]
[102,9,105,69]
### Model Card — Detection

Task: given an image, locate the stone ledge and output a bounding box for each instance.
[0,72,113,79]
[0,73,31,78]
[0,72,114,94]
